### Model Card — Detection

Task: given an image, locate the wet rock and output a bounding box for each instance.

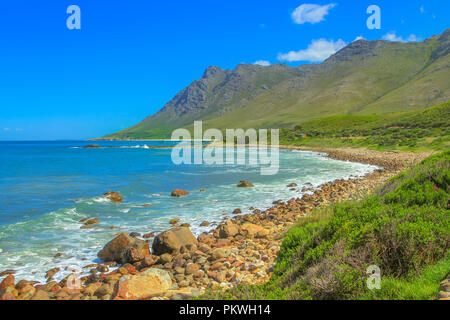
[200,221,210,227]
[232,208,242,214]
[143,232,155,239]
[200,189,206,192]
[84,218,99,225]
[0,274,15,291]
[0,270,15,277]
[98,233,149,264]
[45,268,60,279]
[169,218,180,225]
[103,191,123,202]
[84,145,101,148]
[287,183,297,187]
[152,227,198,256]
[237,180,254,188]
[112,268,172,300]
[129,232,141,238]
[171,189,189,197]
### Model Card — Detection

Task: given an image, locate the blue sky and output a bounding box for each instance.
[0,0,448,140]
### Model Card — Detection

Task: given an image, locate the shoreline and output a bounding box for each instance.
[0,147,432,300]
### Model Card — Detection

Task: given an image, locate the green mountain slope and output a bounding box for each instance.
[102,29,450,140]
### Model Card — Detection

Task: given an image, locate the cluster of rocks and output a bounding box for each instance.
[0,148,429,300]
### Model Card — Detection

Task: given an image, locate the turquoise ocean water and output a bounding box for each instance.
[0,141,378,283]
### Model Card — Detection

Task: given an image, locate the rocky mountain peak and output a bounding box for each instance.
[202,65,224,79]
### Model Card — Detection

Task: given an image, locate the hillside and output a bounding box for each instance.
[279,101,450,151]
[102,29,450,140]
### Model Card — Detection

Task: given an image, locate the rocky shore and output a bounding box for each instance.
[0,148,431,300]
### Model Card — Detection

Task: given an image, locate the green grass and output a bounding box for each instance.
[279,101,450,151]
[359,254,450,300]
[198,151,450,300]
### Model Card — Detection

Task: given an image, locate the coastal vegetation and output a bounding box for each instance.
[279,101,450,151]
[198,151,450,300]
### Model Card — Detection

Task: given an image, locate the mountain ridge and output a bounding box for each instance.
[101,29,450,140]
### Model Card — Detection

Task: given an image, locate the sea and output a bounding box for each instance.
[0,140,379,283]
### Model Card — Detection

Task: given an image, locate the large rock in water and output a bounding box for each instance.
[152,227,198,255]
[112,268,172,300]
[237,180,254,188]
[98,233,149,264]
[103,191,123,202]
[171,189,189,197]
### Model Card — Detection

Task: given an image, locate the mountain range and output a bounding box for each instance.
[102,29,450,140]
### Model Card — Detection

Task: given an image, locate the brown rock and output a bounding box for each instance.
[143,232,155,238]
[237,180,254,188]
[84,218,99,225]
[98,233,149,264]
[159,253,173,264]
[84,144,101,148]
[219,221,239,238]
[185,263,200,275]
[200,221,210,227]
[232,208,242,214]
[103,191,123,202]
[0,270,15,277]
[152,227,198,256]
[112,268,172,300]
[31,290,50,300]
[0,274,15,291]
[240,223,265,238]
[171,189,189,197]
[169,218,181,225]
[211,248,228,260]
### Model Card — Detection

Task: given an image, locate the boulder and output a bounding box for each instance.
[171,189,189,197]
[0,274,15,291]
[237,180,254,188]
[113,268,172,300]
[240,223,265,238]
[98,233,149,264]
[200,221,210,227]
[103,191,123,202]
[152,227,198,256]
[287,183,298,187]
[84,218,99,225]
[232,208,242,214]
[169,218,180,225]
[218,221,239,238]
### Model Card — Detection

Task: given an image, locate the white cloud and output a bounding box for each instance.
[277,38,347,62]
[354,36,365,41]
[254,60,271,66]
[292,3,337,24]
[382,31,420,42]
[3,128,10,131]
